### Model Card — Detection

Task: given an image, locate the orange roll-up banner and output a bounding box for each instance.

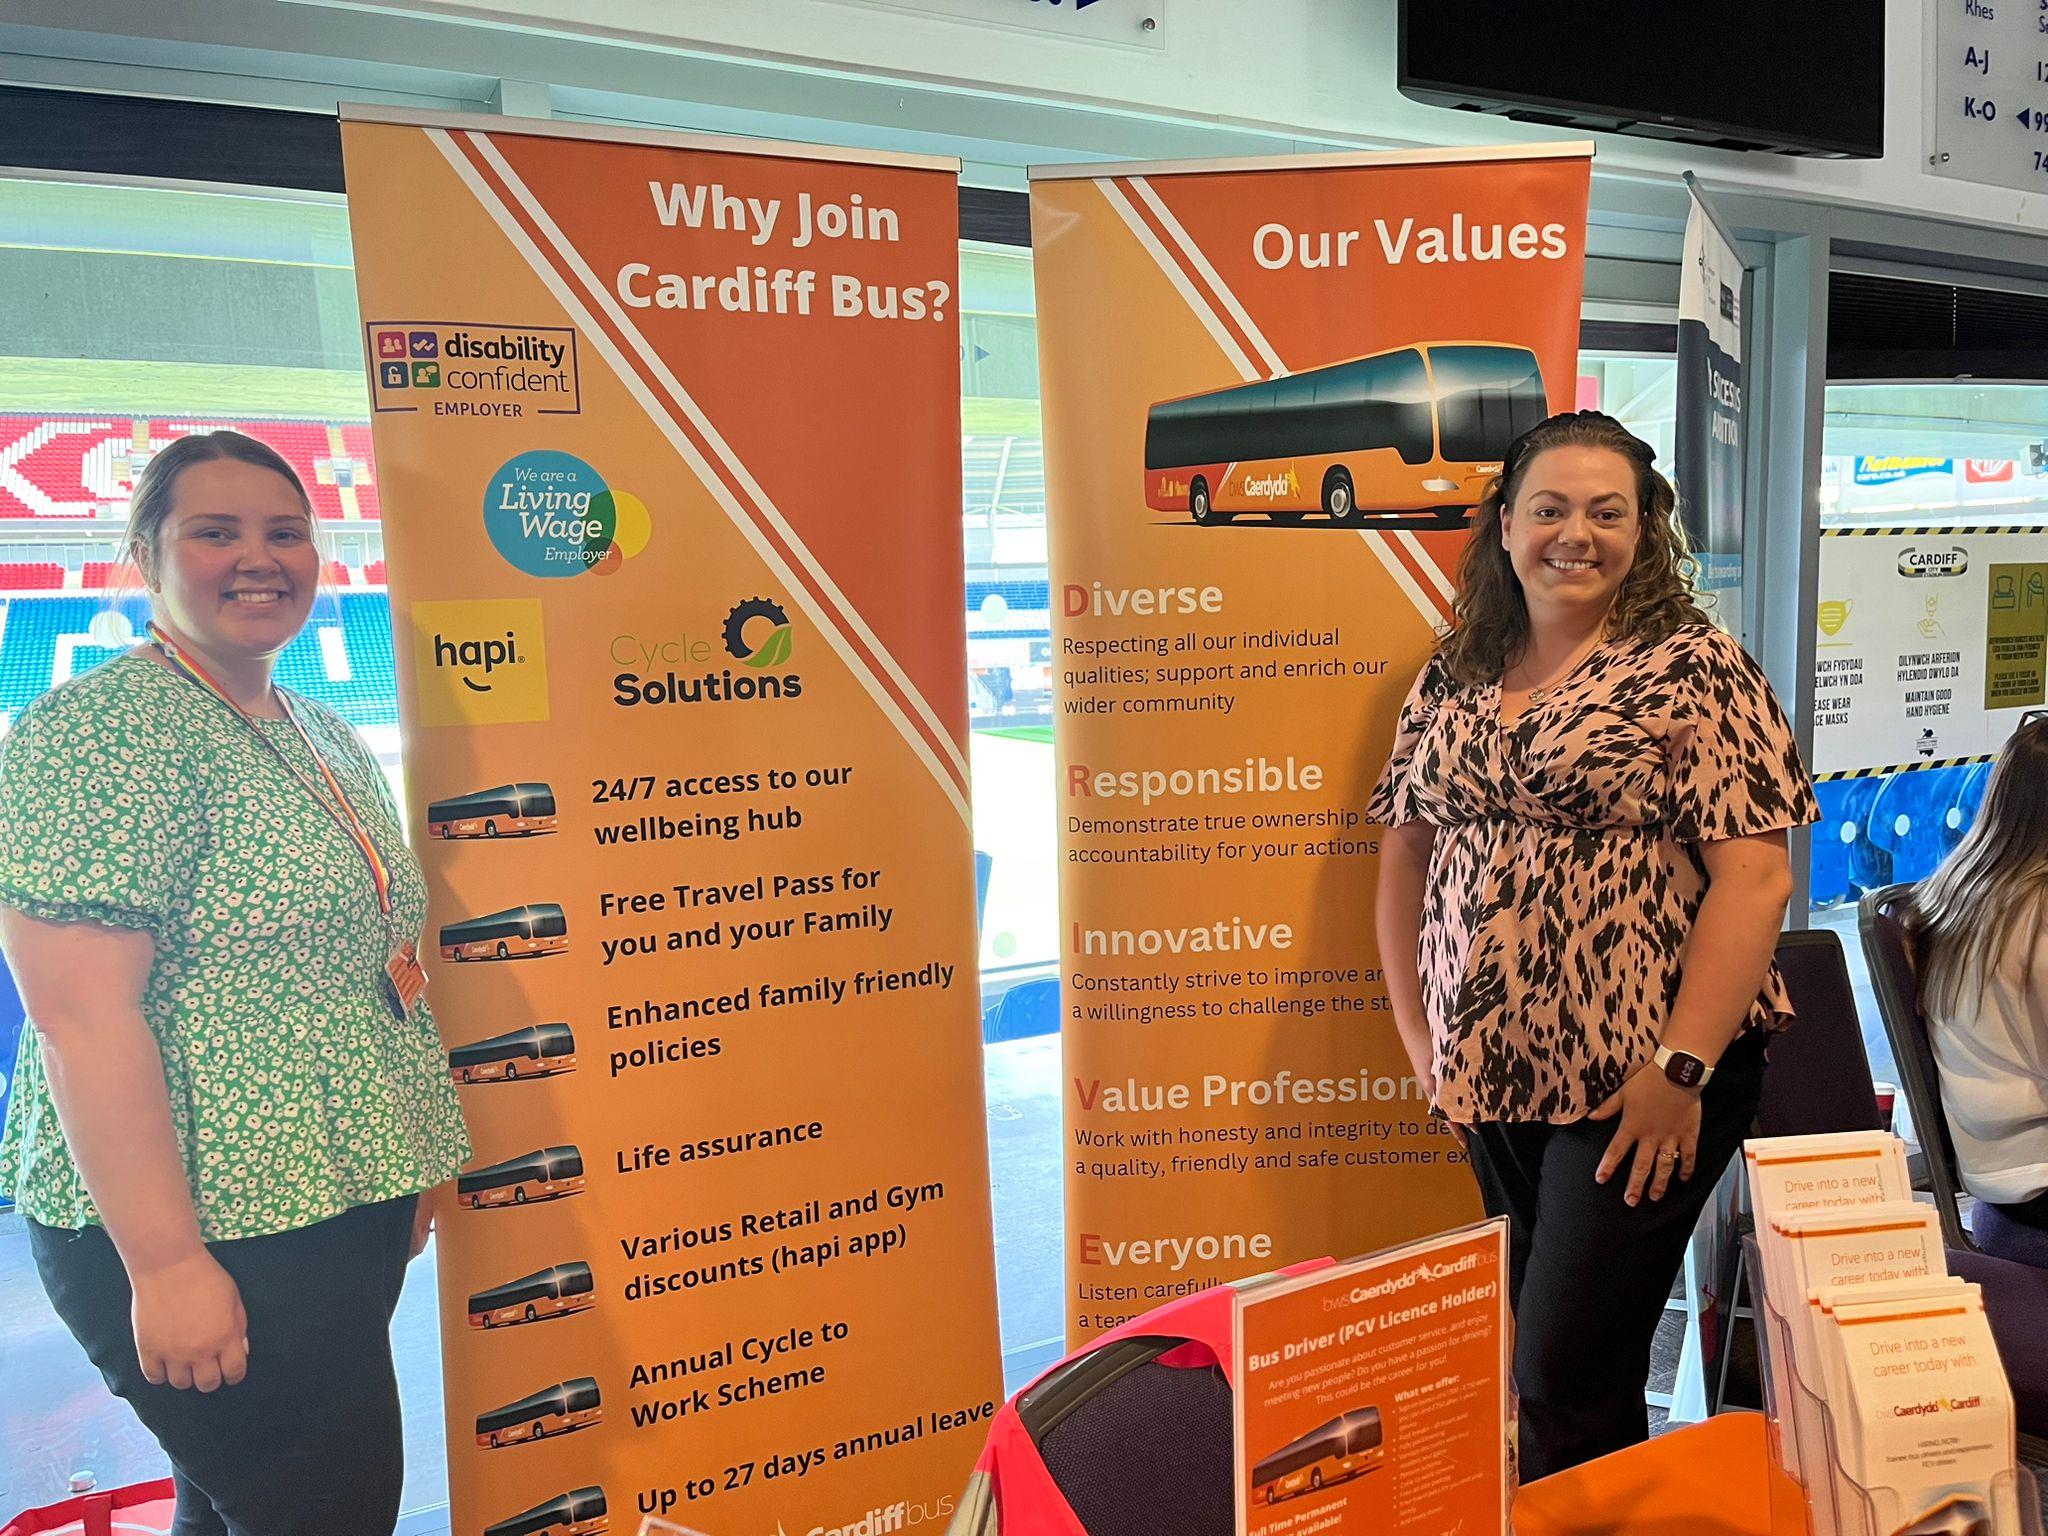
[340,110,1001,1536]
[1030,146,1592,1343]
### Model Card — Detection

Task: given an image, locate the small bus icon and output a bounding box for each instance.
[457,1145,585,1210]
[1252,1406,1384,1504]
[426,782,557,839]
[475,1378,601,1449]
[448,1022,576,1085]
[438,903,567,962]
[467,1261,595,1330]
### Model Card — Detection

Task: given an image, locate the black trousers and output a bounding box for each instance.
[29,1196,417,1536]
[1464,1032,1766,1482]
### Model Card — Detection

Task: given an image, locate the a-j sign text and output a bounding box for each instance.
[841,0,1166,47]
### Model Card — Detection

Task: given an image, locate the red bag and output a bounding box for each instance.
[949,1262,1330,1536]
[2,1479,175,1536]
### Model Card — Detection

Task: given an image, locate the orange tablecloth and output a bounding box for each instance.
[1514,1413,1809,1536]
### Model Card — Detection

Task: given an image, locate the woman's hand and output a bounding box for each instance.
[130,1251,249,1392]
[410,1188,438,1260]
[1588,1068,1702,1206]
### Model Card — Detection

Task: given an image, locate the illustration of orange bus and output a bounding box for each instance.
[1144,343,1547,526]
[426,782,558,839]
[475,1378,602,1449]
[1252,1406,1384,1504]
[458,1145,585,1210]
[438,903,568,962]
[482,1486,608,1536]
[467,1261,595,1330]
[448,1022,577,1084]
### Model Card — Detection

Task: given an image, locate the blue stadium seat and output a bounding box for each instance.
[1809,778,1862,908]
[1836,776,1893,896]
[1942,760,1993,857]
[0,592,401,729]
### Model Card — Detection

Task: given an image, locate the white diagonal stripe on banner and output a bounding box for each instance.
[428,129,970,826]
[1358,532,1445,631]
[1095,178,1259,381]
[1127,177,1287,378]
[463,131,974,791]
[1393,528,1457,605]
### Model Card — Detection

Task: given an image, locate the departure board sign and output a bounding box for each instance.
[1929,0,2048,197]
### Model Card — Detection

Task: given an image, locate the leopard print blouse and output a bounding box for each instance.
[1369,623,1819,1125]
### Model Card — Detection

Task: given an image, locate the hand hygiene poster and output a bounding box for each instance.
[340,110,1002,1536]
[1029,146,1592,1342]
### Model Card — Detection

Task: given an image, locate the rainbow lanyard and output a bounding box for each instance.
[147,622,394,918]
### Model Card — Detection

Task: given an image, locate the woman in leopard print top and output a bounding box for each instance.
[1372,410,1816,1478]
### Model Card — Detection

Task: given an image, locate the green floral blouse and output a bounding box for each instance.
[0,652,469,1240]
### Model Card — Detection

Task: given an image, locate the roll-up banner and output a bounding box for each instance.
[1029,145,1593,1343]
[340,108,1001,1536]
[1676,177,1747,621]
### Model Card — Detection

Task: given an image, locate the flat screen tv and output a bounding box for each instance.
[1397,3,1883,159]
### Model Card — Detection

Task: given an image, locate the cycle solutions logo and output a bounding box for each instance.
[610,596,804,708]
[484,450,652,579]
[366,322,580,418]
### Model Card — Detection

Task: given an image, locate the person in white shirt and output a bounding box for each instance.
[1909,714,2048,1261]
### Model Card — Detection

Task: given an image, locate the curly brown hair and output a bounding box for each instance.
[1435,410,1708,687]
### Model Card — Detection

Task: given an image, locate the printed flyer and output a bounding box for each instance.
[1233,1220,1511,1536]
[1030,145,1593,1342]
[342,109,1001,1536]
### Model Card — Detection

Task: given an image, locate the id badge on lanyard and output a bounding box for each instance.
[149,623,428,1022]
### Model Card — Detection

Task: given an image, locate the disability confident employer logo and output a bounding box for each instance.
[366,322,581,418]
[483,450,652,579]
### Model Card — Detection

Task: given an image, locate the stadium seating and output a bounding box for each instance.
[0,564,64,592]
[0,414,379,523]
[0,592,399,728]
[365,560,388,586]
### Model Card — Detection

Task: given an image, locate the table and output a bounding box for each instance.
[1515,1413,1808,1536]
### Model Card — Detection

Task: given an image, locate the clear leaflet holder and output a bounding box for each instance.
[1743,1234,2043,1536]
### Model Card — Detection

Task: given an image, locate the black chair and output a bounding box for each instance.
[1856,883,1976,1252]
[1757,929,1885,1139]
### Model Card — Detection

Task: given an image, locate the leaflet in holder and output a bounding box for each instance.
[1232,1219,1511,1536]
[1744,1131,1915,1483]
[1824,1284,2021,1536]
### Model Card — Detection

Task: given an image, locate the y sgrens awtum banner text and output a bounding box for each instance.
[1030,146,1593,1343]
[341,109,1001,1536]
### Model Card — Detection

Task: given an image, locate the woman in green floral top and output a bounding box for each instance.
[0,431,468,1536]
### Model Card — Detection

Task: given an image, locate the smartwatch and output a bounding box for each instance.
[1654,1045,1715,1090]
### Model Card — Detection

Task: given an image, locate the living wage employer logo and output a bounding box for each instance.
[484,449,653,579]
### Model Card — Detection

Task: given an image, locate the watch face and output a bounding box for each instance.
[1665,1053,1705,1088]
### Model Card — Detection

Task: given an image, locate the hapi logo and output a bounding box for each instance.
[434,630,521,693]
[411,599,550,727]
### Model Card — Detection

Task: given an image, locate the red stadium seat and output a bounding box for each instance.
[0,564,66,591]
[324,561,352,587]
[365,560,389,586]
[81,561,116,590]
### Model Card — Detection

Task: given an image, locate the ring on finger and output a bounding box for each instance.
[1659,1149,1680,1163]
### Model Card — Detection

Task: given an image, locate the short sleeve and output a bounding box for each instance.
[0,691,182,931]
[1367,653,1450,828]
[1662,627,1820,844]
